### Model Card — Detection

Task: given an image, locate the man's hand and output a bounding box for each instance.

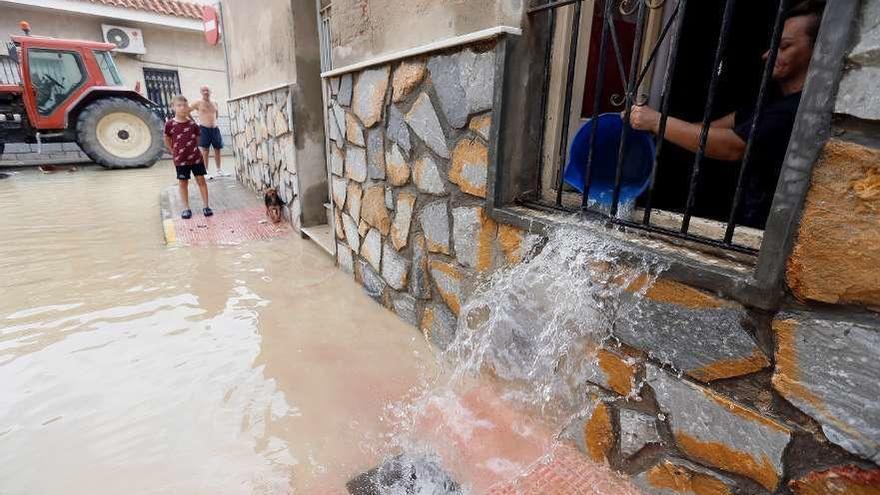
[628,105,661,133]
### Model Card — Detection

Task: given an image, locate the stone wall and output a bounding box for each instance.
[323,36,880,494]
[227,86,301,229]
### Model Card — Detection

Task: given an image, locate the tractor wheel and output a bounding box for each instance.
[76,97,164,169]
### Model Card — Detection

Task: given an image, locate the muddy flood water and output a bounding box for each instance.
[0,164,439,494]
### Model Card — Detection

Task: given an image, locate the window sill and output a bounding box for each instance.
[488,204,780,311]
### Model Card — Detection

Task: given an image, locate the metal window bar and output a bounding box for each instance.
[319,4,333,72]
[143,68,181,121]
[527,0,788,255]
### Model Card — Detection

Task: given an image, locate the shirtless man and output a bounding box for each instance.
[190,86,229,177]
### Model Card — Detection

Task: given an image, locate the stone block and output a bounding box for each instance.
[496,225,535,265]
[647,365,791,491]
[352,66,390,128]
[392,58,427,103]
[338,73,353,106]
[331,176,347,207]
[331,103,346,142]
[335,208,345,240]
[385,143,410,186]
[342,212,360,253]
[273,108,289,136]
[772,314,880,464]
[360,260,387,301]
[362,228,382,272]
[387,105,412,157]
[418,201,450,254]
[468,113,492,141]
[410,234,432,300]
[385,187,394,210]
[789,465,880,495]
[429,260,463,315]
[345,146,368,183]
[588,348,641,397]
[330,76,340,96]
[361,185,391,235]
[345,112,366,146]
[786,140,880,308]
[392,293,420,327]
[337,242,353,274]
[633,457,738,495]
[367,128,386,180]
[413,155,447,195]
[618,408,661,459]
[405,93,449,159]
[391,192,416,251]
[426,48,495,129]
[420,302,457,350]
[452,206,497,272]
[616,277,770,382]
[584,402,614,464]
[346,182,363,223]
[330,145,345,176]
[382,243,409,291]
[449,137,488,198]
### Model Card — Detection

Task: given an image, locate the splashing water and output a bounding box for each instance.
[366,225,668,494]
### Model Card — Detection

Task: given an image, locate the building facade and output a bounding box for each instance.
[223,0,880,492]
[0,0,230,165]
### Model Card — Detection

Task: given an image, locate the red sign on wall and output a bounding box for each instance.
[202,5,220,46]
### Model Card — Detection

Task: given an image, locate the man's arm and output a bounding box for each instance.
[164,135,174,155]
[630,105,745,162]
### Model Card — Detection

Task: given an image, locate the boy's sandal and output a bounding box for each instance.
[203,207,214,217]
[181,209,192,219]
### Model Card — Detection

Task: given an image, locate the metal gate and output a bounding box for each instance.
[143,68,181,120]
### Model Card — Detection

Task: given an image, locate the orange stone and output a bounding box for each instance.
[392,59,426,103]
[584,402,613,464]
[789,465,880,495]
[644,459,733,495]
[450,138,489,198]
[360,185,391,235]
[596,349,640,396]
[787,139,880,308]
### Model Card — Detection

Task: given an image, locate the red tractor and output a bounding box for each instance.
[1,25,164,168]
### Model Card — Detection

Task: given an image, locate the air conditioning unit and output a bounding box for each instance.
[101,25,146,55]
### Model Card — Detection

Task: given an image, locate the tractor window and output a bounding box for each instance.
[27,49,86,116]
[94,50,123,86]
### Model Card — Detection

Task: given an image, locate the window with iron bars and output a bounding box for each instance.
[522,0,816,255]
[318,1,333,72]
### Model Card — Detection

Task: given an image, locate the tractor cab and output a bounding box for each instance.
[0,22,164,169]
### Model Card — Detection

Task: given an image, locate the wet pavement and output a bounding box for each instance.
[0,162,434,494]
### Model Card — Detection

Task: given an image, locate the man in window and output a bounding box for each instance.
[628,3,822,228]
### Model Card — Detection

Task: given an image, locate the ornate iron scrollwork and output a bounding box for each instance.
[619,0,666,16]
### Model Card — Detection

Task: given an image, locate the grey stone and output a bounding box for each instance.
[418,201,450,254]
[422,302,457,351]
[614,294,769,382]
[362,228,382,272]
[331,176,347,207]
[410,234,431,300]
[342,212,360,254]
[772,314,880,464]
[382,243,409,291]
[392,293,420,326]
[413,155,447,195]
[836,66,880,121]
[352,67,390,128]
[387,105,412,157]
[337,242,353,274]
[367,128,386,180]
[647,365,791,491]
[617,408,661,458]
[391,192,416,251]
[405,93,449,159]
[330,76,340,96]
[849,0,880,65]
[346,182,362,223]
[331,103,346,142]
[426,49,495,129]
[346,113,366,147]
[385,187,394,210]
[330,145,345,176]
[345,146,368,183]
[429,260,463,316]
[338,73,353,106]
[360,260,386,301]
[452,206,484,269]
[633,457,738,495]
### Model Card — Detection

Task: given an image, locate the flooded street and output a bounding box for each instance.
[0,163,435,494]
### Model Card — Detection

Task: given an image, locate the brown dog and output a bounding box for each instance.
[264,187,285,224]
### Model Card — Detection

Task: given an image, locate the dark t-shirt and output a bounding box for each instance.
[732,91,802,228]
[163,118,202,166]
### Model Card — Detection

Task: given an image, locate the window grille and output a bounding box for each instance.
[319,3,333,72]
[525,0,793,254]
[143,68,181,121]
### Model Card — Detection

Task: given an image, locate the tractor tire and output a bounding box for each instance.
[76,97,164,169]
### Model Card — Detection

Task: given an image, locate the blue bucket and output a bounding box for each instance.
[563,113,655,207]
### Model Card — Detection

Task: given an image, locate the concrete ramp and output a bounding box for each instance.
[160,177,292,246]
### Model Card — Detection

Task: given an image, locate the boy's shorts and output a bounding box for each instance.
[198,126,224,150]
[175,163,207,180]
